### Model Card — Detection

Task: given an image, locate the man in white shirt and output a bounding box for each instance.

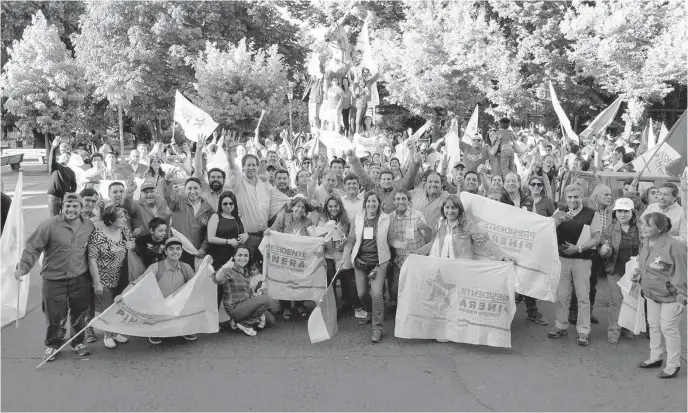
[341,174,364,221]
[641,183,687,246]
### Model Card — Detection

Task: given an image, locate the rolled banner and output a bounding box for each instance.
[170,227,199,255]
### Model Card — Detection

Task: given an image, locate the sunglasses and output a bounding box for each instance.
[222,202,234,206]
[530,182,544,187]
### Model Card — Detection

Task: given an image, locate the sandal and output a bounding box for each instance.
[282,309,292,321]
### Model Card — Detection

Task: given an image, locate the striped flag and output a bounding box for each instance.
[308,282,338,344]
[632,111,687,177]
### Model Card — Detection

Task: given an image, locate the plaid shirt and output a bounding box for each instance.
[215,265,252,311]
[388,208,431,266]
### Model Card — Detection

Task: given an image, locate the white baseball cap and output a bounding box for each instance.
[613,197,634,211]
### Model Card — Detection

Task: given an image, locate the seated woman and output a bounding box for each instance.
[213,246,272,337]
[265,196,315,320]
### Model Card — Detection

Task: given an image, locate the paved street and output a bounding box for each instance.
[1,164,686,412]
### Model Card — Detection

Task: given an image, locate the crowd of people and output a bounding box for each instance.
[10,108,688,379]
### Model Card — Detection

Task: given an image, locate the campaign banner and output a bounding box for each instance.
[395,255,517,348]
[460,192,561,302]
[259,232,327,301]
[1,173,29,327]
[89,256,219,337]
[317,130,354,153]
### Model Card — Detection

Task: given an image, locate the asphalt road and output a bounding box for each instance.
[1,164,687,412]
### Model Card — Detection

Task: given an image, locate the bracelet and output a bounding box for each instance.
[225,239,229,245]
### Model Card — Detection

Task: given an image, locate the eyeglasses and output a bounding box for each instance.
[530,182,543,187]
[222,202,234,206]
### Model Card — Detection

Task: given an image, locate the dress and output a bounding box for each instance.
[87,227,129,311]
[208,214,243,270]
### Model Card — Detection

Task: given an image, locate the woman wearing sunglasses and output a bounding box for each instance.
[528,176,556,218]
[207,191,249,306]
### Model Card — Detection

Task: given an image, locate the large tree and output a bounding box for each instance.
[192,39,290,133]
[73,1,306,141]
[561,0,688,131]
[1,11,86,147]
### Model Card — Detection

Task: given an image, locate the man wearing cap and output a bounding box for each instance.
[122,179,171,237]
[47,137,77,217]
[124,237,200,344]
[14,193,95,361]
[459,134,500,174]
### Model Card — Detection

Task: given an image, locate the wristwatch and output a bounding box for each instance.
[578,246,583,253]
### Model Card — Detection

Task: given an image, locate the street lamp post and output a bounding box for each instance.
[287,82,294,143]
[106,87,135,159]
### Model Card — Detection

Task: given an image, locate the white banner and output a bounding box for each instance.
[317,130,354,153]
[174,90,219,142]
[89,256,218,337]
[460,192,561,302]
[354,133,380,157]
[259,232,327,301]
[631,142,681,175]
[1,173,30,327]
[395,255,516,348]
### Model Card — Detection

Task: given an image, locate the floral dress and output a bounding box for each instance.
[87,227,130,289]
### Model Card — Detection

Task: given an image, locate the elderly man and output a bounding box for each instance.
[549,184,603,346]
[123,179,172,237]
[47,137,77,216]
[116,149,147,180]
[570,184,613,325]
[15,193,95,361]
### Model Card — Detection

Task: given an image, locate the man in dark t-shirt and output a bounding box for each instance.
[47,137,77,216]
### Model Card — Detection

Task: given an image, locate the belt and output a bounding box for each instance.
[248,231,264,237]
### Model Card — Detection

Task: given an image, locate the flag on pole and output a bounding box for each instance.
[307,282,338,344]
[461,105,479,145]
[632,111,687,177]
[173,90,219,142]
[647,118,657,150]
[444,118,461,175]
[395,121,434,168]
[549,81,579,143]
[1,173,30,327]
[89,256,219,337]
[658,122,669,143]
[578,97,623,142]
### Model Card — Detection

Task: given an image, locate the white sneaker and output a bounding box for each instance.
[436,338,449,343]
[112,334,128,343]
[104,337,117,349]
[237,323,257,337]
[257,314,266,329]
[354,308,368,319]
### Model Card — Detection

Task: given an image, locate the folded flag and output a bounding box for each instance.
[1,172,29,327]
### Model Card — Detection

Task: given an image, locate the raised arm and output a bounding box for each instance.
[347,149,374,191]
[399,148,422,190]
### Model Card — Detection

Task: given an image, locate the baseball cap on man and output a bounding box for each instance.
[613,198,634,211]
[62,193,82,204]
[140,180,156,191]
[165,237,183,249]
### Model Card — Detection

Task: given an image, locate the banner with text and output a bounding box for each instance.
[460,192,561,302]
[89,256,218,337]
[354,134,380,157]
[395,255,517,348]
[259,232,327,301]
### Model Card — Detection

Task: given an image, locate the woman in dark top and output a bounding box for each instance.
[207,191,248,305]
[597,198,641,344]
[528,176,556,217]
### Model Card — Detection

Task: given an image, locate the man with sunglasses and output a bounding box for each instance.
[458,133,500,173]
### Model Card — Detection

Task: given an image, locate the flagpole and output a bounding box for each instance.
[15,282,20,328]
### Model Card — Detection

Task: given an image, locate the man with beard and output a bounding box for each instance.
[47,137,77,217]
[15,193,95,361]
[268,169,297,227]
[123,179,172,237]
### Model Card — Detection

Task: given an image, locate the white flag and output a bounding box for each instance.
[461,105,479,145]
[549,81,579,143]
[1,173,30,327]
[174,90,219,142]
[444,118,461,175]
